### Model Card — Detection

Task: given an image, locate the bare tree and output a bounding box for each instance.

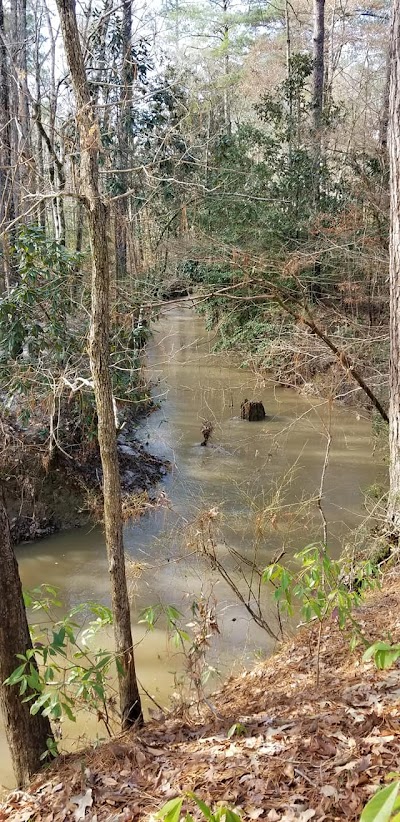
[0,0,16,288]
[388,0,400,531]
[379,50,391,155]
[312,0,325,136]
[0,488,53,787]
[115,0,133,280]
[42,2,66,243]
[33,1,46,233]
[55,0,143,728]
[222,0,231,136]
[10,0,32,218]
[310,0,325,300]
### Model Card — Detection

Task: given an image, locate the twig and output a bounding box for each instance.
[136,677,168,715]
[294,767,318,787]
[317,407,332,550]
[316,621,323,688]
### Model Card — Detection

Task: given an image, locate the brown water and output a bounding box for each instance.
[1,307,385,789]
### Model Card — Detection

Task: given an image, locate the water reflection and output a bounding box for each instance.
[0,307,384,790]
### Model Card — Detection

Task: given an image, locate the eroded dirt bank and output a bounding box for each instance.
[2,570,400,821]
[1,411,169,544]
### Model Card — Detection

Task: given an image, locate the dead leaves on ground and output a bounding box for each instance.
[2,574,400,822]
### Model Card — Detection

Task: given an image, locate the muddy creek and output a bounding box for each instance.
[1,307,385,788]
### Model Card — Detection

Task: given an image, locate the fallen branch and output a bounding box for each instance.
[142,278,389,424]
[275,297,389,423]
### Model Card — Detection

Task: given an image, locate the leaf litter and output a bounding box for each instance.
[2,570,400,821]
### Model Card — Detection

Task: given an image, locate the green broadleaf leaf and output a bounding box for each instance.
[360,781,400,822]
[166,605,183,624]
[30,692,51,715]
[363,642,391,662]
[224,810,242,822]
[61,702,76,722]
[154,796,184,822]
[4,664,27,686]
[187,793,213,820]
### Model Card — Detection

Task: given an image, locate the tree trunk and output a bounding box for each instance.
[285,0,293,154]
[76,197,84,253]
[0,0,16,289]
[43,3,66,244]
[379,51,391,155]
[310,0,325,302]
[10,0,31,219]
[33,110,66,243]
[55,0,143,728]
[33,4,46,232]
[312,0,325,136]
[114,0,133,281]
[387,0,400,531]
[222,0,231,137]
[0,489,53,787]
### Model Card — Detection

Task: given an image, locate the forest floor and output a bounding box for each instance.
[1,408,169,544]
[2,567,400,822]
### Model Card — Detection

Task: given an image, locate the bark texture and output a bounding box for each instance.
[0,0,16,288]
[240,400,266,422]
[310,0,325,300]
[222,0,231,137]
[312,0,325,135]
[55,0,142,727]
[0,489,53,787]
[379,51,391,154]
[388,0,400,529]
[10,0,31,217]
[115,0,133,281]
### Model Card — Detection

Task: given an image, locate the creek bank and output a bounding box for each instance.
[2,569,400,821]
[196,295,388,416]
[161,279,193,301]
[1,410,170,544]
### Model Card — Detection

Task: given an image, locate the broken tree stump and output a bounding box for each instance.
[200,420,214,446]
[240,400,266,421]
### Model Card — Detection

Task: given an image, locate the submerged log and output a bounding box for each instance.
[240,400,266,421]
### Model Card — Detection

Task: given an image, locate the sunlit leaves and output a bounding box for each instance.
[4,586,118,733]
[263,544,380,654]
[363,642,400,670]
[155,792,242,822]
[360,781,400,822]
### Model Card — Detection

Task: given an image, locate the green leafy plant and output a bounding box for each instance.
[0,225,83,364]
[263,545,379,681]
[139,603,191,647]
[360,779,400,822]
[363,642,400,670]
[139,593,220,703]
[0,225,150,453]
[154,792,242,822]
[5,585,120,753]
[264,544,377,627]
[227,722,246,738]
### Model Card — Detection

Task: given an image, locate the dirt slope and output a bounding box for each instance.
[2,571,400,822]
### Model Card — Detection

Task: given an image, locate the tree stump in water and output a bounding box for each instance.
[200,420,214,446]
[240,400,266,421]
